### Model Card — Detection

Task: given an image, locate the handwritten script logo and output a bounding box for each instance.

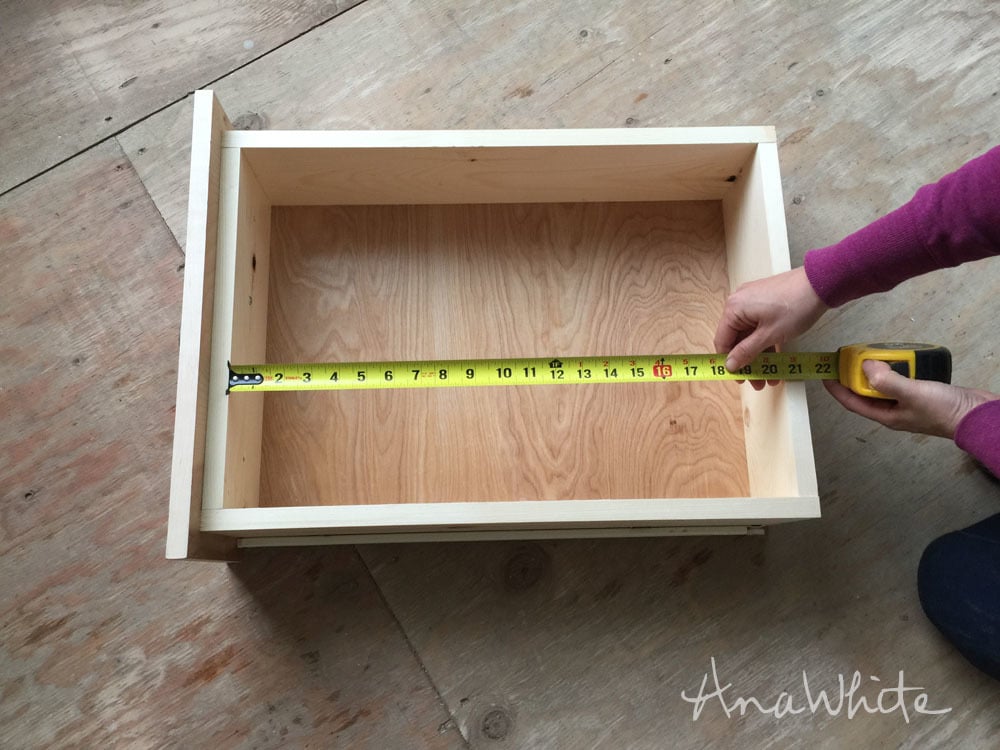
[681,657,952,722]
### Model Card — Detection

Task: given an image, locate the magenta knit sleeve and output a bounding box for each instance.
[955,401,1000,477]
[803,145,1000,307]
[802,145,1000,475]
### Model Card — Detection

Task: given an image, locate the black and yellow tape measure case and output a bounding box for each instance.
[836,344,951,398]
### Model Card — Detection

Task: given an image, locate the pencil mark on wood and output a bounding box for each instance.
[505,85,535,99]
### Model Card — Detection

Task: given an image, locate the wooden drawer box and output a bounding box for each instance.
[167,90,818,560]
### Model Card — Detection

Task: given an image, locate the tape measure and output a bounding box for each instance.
[228,343,951,399]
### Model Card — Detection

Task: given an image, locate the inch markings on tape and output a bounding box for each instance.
[227,352,837,393]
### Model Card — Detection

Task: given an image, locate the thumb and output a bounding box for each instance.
[726,329,773,371]
[862,359,917,400]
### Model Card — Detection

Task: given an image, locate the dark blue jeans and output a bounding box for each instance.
[918,511,1000,681]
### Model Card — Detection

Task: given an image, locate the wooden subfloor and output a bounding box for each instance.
[2,1,999,747]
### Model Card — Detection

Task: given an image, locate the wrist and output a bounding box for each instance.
[790,266,829,329]
[799,265,828,307]
[952,390,1000,435]
[954,398,1000,476]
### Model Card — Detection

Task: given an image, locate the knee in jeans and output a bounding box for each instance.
[917,531,963,622]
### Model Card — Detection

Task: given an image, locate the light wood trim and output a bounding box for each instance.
[202,149,272,512]
[753,144,819,500]
[224,126,777,149]
[721,144,819,500]
[166,91,237,561]
[235,131,766,205]
[238,525,765,547]
[201,496,820,536]
[173,103,818,550]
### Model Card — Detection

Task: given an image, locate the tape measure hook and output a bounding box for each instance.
[227,362,263,394]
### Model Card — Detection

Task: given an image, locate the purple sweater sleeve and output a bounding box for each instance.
[955,401,1000,477]
[803,145,1000,473]
[804,145,1000,305]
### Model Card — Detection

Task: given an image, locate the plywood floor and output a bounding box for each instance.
[2,1,999,747]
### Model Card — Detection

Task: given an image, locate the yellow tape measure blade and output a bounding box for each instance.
[227,352,839,393]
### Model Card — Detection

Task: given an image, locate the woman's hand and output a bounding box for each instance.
[825,360,1000,438]
[713,267,829,389]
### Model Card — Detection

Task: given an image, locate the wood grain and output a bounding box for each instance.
[167,91,236,560]
[0,1,362,194]
[201,149,272,513]
[236,136,759,205]
[722,144,816,500]
[119,0,1000,260]
[259,201,749,506]
[7,0,1000,747]
[0,138,461,750]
